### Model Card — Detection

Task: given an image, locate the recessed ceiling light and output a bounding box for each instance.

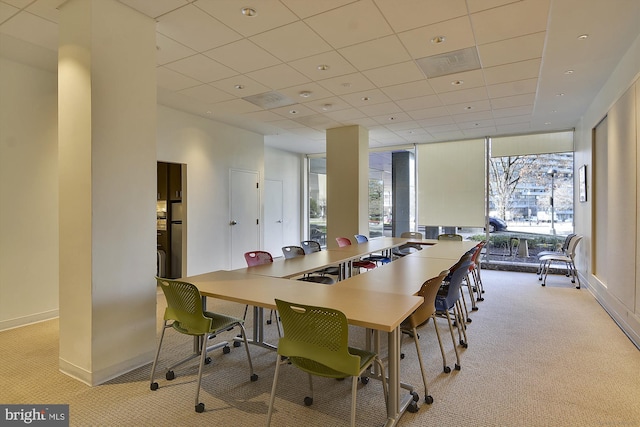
[545,122,552,125]
[241,7,257,17]
[577,34,589,40]
[206,111,212,114]
[299,91,312,98]
[464,106,473,110]
[388,117,396,121]
[317,64,330,71]
[341,82,351,88]
[451,80,463,86]
[431,35,446,44]
[564,70,574,75]
[289,109,298,114]
[361,96,370,101]
[321,104,332,111]
[556,93,565,97]
[551,109,558,113]
[234,84,245,90]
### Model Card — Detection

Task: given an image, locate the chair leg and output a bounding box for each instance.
[266,355,283,426]
[411,326,433,404]
[149,322,169,390]
[194,332,209,412]
[432,315,450,373]
[465,273,478,311]
[454,301,468,348]
[350,375,358,427]
[237,323,257,381]
[443,310,461,370]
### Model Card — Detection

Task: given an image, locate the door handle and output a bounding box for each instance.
[230,220,237,225]
[277,220,283,223]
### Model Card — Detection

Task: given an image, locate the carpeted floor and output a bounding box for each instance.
[2,269,639,426]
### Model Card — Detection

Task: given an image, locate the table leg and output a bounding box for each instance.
[384,327,418,426]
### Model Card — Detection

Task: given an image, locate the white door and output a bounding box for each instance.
[264,179,284,257]
[230,169,260,270]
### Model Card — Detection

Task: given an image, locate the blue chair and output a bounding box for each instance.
[354,234,392,265]
[435,257,473,371]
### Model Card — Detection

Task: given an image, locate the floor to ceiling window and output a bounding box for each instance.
[308,157,327,246]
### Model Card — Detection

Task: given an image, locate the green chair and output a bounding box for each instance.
[150,277,258,413]
[266,299,387,427]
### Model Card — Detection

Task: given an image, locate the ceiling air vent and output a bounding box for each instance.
[242,91,295,109]
[416,47,481,78]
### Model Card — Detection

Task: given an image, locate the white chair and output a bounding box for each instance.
[539,235,583,288]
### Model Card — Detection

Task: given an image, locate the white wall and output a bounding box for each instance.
[575,32,640,346]
[265,146,303,249]
[0,58,58,330]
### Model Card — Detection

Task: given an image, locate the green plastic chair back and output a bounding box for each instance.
[275,299,363,378]
[438,233,463,241]
[156,277,212,336]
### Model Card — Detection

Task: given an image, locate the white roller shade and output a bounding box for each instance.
[417,139,486,227]
[491,131,573,157]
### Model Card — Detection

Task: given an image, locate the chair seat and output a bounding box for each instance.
[539,254,571,263]
[290,346,377,378]
[353,260,376,269]
[298,276,335,285]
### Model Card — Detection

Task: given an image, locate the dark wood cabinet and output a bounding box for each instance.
[157,162,182,278]
[169,163,182,201]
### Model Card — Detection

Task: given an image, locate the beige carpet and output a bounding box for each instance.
[2,270,640,427]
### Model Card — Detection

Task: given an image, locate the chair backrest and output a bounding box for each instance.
[470,240,487,265]
[300,240,321,254]
[561,233,576,252]
[438,233,463,241]
[244,250,273,266]
[440,259,474,308]
[567,235,583,259]
[400,231,423,239]
[336,237,352,247]
[282,245,305,259]
[354,234,368,243]
[404,270,449,329]
[155,277,211,335]
[275,299,361,376]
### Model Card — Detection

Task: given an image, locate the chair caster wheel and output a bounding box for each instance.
[166,370,175,381]
[360,376,370,385]
[400,353,405,359]
[233,340,242,347]
[467,318,473,322]
[150,382,158,391]
[455,364,461,370]
[425,395,433,404]
[472,307,479,311]
[443,366,451,373]
[461,342,468,348]
[195,403,205,413]
[304,396,313,406]
[266,320,272,325]
[478,297,484,301]
[407,402,419,413]
[541,283,546,286]
[223,346,231,354]
[250,373,258,382]
[204,356,212,364]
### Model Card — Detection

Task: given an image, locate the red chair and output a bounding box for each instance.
[335,237,376,272]
[243,251,279,334]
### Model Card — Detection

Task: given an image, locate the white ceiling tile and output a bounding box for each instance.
[438,86,488,105]
[207,98,262,114]
[209,75,271,97]
[408,106,450,120]
[242,110,284,122]
[156,66,201,90]
[0,3,19,23]
[373,0,468,32]
[157,4,242,52]
[164,54,237,83]
[381,80,435,101]
[203,39,281,74]
[26,0,66,23]
[363,61,424,87]
[359,101,402,116]
[156,32,197,65]
[428,69,485,94]
[496,122,532,133]
[1,0,31,8]
[269,119,306,129]
[490,93,536,109]
[417,116,455,127]
[279,0,356,19]
[277,82,335,103]
[422,122,458,132]
[471,0,550,45]
[494,114,532,126]
[289,50,357,80]
[451,110,494,124]
[317,72,375,95]
[324,107,366,121]
[195,0,298,37]
[245,63,311,90]
[466,0,519,14]
[430,130,465,140]
[292,114,342,130]
[0,11,57,50]
[303,96,352,113]
[445,99,492,114]
[340,89,391,107]
[395,95,442,111]
[385,121,422,131]
[271,103,317,119]
[305,0,393,49]
[478,32,546,68]
[249,21,332,62]
[487,78,538,99]
[398,16,475,60]
[118,0,188,18]
[338,35,411,71]
[483,58,542,85]
[349,117,380,127]
[492,105,533,118]
[178,83,235,103]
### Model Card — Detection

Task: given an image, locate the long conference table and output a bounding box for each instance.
[179,237,476,426]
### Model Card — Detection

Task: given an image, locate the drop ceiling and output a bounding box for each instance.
[1,0,638,154]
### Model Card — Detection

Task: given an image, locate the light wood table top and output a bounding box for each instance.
[328,236,408,258]
[236,249,347,279]
[408,240,478,260]
[338,256,456,296]
[182,270,422,332]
